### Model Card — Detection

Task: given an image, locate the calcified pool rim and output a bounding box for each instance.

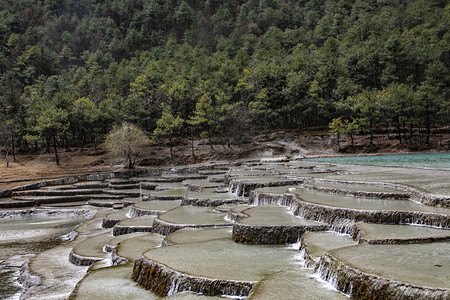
[305,152,450,170]
[1,159,450,299]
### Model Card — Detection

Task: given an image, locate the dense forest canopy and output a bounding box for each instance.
[0,0,449,159]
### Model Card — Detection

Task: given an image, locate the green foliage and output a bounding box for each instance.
[189,94,214,128]
[329,117,346,136]
[0,0,448,154]
[154,106,184,139]
[72,97,97,128]
[154,104,184,160]
[35,106,68,136]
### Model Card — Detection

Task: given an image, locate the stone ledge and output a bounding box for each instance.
[68,250,103,266]
[229,179,303,197]
[250,191,450,230]
[132,257,253,297]
[12,189,105,197]
[182,197,248,207]
[352,223,450,244]
[232,223,328,244]
[0,199,35,208]
[303,183,410,199]
[316,254,450,300]
[112,224,153,236]
[1,162,230,199]
[128,205,166,217]
[152,218,231,236]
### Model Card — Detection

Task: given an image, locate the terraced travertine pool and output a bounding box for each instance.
[1,154,450,299]
[307,152,450,170]
[291,188,450,213]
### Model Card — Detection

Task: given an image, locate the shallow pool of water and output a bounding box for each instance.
[0,214,85,260]
[159,206,231,225]
[307,152,450,170]
[141,238,298,282]
[240,205,326,226]
[329,242,450,289]
[292,188,450,214]
[0,212,86,299]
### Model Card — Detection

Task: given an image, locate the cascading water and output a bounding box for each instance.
[2,156,450,299]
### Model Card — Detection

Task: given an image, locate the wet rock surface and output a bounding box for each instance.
[353,222,450,244]
[132,238,296,297]
[248,269,347,300]
[316,242,450,299]
[112,216,155,236]
[232,205,328,244]
[1,158,450,299]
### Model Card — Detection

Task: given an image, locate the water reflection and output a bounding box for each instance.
[0,213,85,299]
[307,152,450,170]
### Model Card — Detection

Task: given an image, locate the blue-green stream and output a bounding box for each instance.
[307,152,450,170]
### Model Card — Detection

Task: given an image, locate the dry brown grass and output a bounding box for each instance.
[1,130,448,190]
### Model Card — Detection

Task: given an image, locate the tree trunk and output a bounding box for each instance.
[81,130,85,152]
[425,114,431,145]
[402,122,407,144]
[11,130,16,161]
[191,128,195,158]
[127,154,135,169]
[369,121,373,145]
[395,120,402,144]
[5,148,9,167]
[53,134,59,166]
[207,126,214,150]
[386,122,390,140]
[65,134,69,151]
[169,136,173,161]
[127,155,131,169]
[350,132,354,153]
[46,136,50,153]
[409,122,414,145]
[337,132,341,152]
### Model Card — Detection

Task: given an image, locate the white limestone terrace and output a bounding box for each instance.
[1,158,450,299]
[316,242,450,299]
[132,238,299,297]
[152,206,232,236]
[249,186,450,229]
[128,200,182,217]
[181,188,248,207]
[232,205,328,244]
[353,222,450,244]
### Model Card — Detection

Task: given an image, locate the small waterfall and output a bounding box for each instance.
[167,275,181,296]
[235,183,243,197]
[133,258,253,298]
[313,259,340,292]
[125,208,133,218]
[229,181,238,194]
[128,206,163,218]
[111,250,127,266]
[18,260,41,299]
[312,252,450,299]
[329,220,357,235]
[113,225,152,236]
[249,192,285,206]
[295,247,312,268]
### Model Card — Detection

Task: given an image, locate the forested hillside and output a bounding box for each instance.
[0,0,449,158]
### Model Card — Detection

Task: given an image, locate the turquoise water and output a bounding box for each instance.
[307,152,450,170]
